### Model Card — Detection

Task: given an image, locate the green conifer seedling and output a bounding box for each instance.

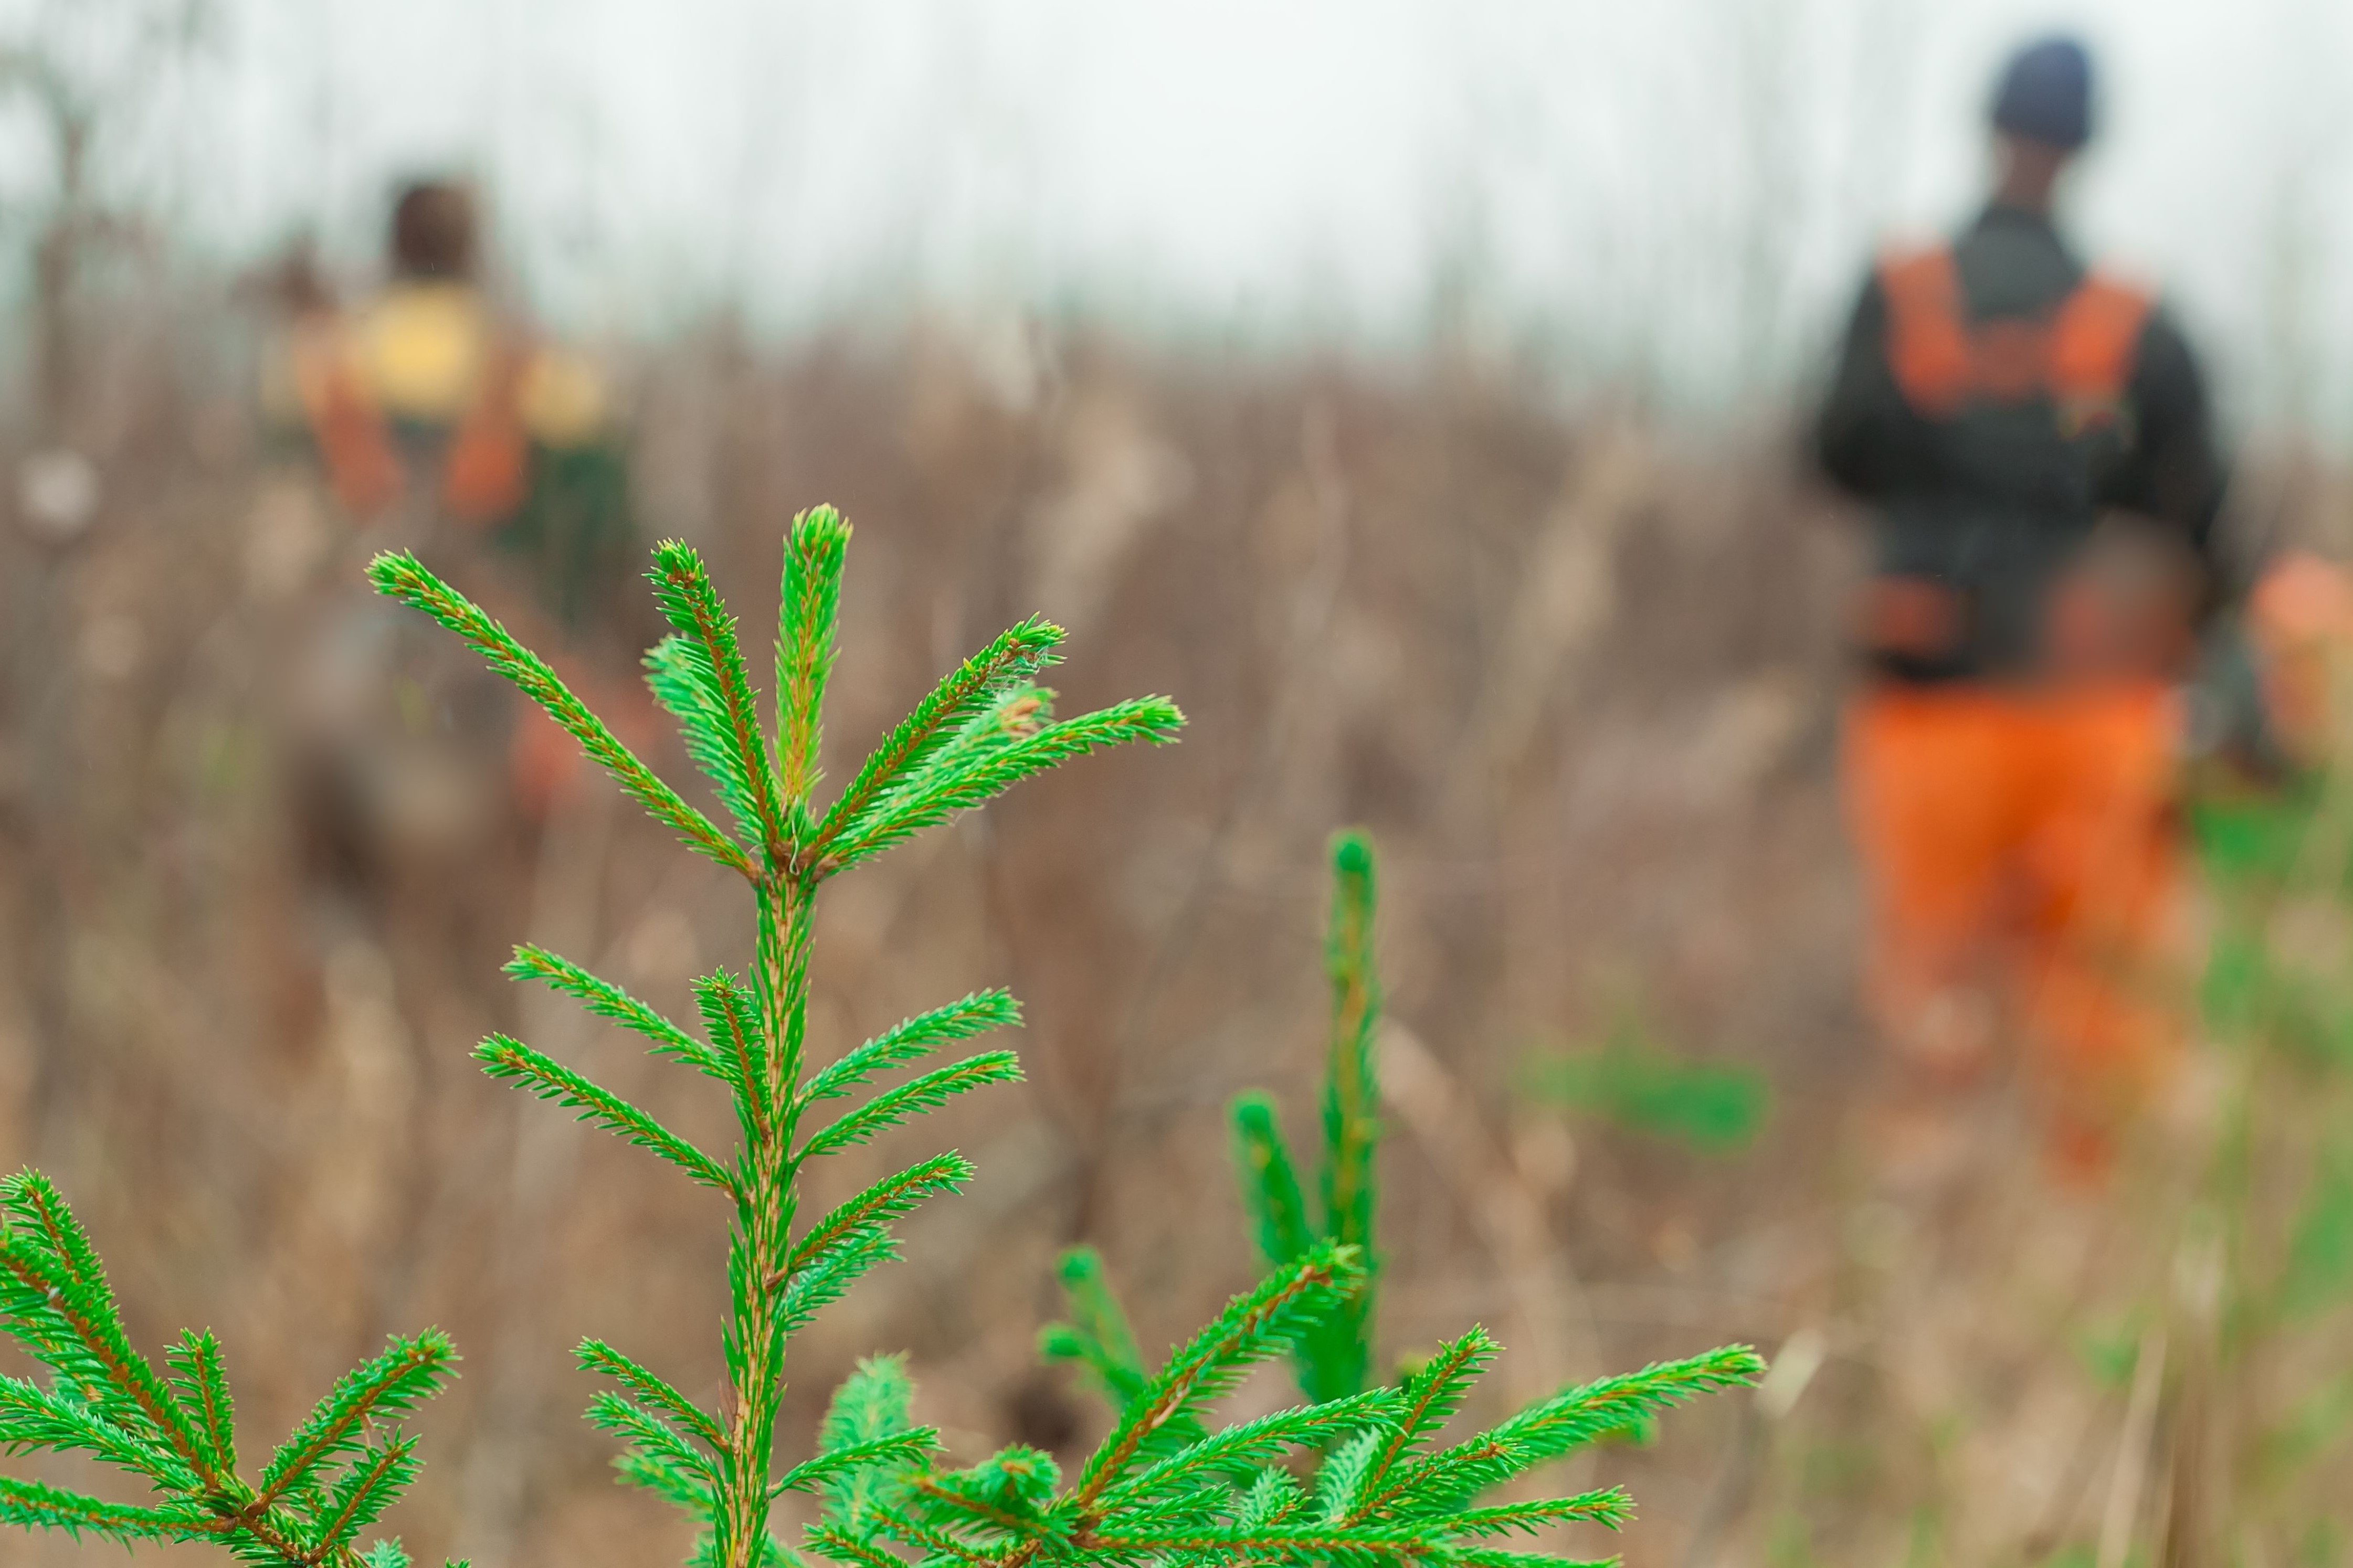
[371,510,1179,1568]
[0,1171,462,1566]
[1032,834,1764,1563]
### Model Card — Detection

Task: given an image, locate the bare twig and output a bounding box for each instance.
[1378,1018,1598,1404]
[2096,1325,2169,1568]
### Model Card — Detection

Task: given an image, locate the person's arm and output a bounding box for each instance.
[2106,305,2229,590]
[1813,272,1936,500]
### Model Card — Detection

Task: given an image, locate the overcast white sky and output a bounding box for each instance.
[22,0,2353,424]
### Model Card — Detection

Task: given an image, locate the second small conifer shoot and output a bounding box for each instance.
[1043,829,1757,1564]
[1231,827,1384,1405]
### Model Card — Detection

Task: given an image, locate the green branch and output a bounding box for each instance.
[368,550,753,877]
[476,1035,739,1197]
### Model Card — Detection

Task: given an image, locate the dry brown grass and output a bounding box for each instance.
[5,313,2338,1566]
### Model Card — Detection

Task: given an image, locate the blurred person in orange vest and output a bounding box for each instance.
[282,177,631,638]
[1814,36,2229,1184]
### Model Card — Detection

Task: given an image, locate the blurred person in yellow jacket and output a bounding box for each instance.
[278,178,630,636]
[1815,37,2229,1184]
[259,181,647,831]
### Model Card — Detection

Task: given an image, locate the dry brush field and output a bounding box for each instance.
[2,317,2339,1564]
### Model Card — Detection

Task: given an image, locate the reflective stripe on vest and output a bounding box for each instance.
[1878,246,2152,430]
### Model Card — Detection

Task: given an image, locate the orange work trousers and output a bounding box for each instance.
[1843,680,2182,1175]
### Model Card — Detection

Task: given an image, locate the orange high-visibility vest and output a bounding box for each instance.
[1878,246,2151,433]
[292,312,531,526]
[1861,248,2179,676]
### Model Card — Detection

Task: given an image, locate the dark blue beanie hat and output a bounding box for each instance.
[1990,36,2094,150]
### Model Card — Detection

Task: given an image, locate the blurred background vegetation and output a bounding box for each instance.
[1,2,2351,1565]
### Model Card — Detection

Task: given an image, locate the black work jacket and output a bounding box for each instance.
[1814,204,2227,681]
